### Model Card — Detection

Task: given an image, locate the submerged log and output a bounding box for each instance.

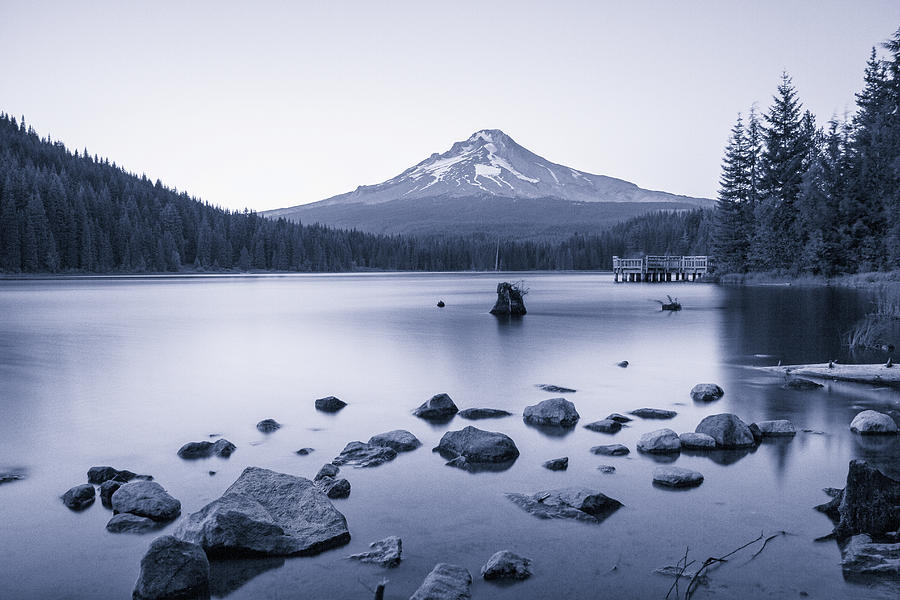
[760,363,900,385]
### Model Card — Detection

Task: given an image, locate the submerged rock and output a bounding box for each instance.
[348,536,402,568]
[785,377,823,390]
[112,481,181,522]
[591,444,629,456]
[458,408,513,420]
[481,550,532,580]
[754,420,797,437]
[410,563,473,600]
[333,441,398,468]
[368,430,422,452]
[87,466,151,484]
[256,419,282,433]
[106,513,158,533]
[695,413,756,448]
[606,413,632,423]
[690,383,724,402]
[630,408,677,419]
[177,439,237,459]
[100,480,123,508]
[62,483,96,510]
[849,410,898,435]
[584,419,622,434]
[679,432,716,449]
[315,396,347,413]
[413,393,459,421]
[175,467,350,556]
[542,457,568,471]
[523,398,580,427]
[840,534,900,578]
[653,466,704,488]
[489,282,526,316]
[816,460,900,539]
[506,487,623,523]
[536,384,576,393]
[133,535,210,600]
[434,426,520,468]
[637,429,682,454]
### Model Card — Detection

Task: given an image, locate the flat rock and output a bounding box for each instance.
[410,563,473,600]
[481,550,532,580]
[606,413,632,423]
[256,419,282,433]
[542,457,568,471]
[690,383,724,402]
[653,466,704,488]
[506,487,623,523]
[849,410,898,435]
[315,396,347,413]
[62,483,96,510]
[87,466,151,484]
[695,413,756,448]
[458,408,513,420]
[785,377,823,390]
[754,420,797,437]
[584,419,622,433]
[348,536,402,568]
[106,513,158,533]
[133,535,209,600]
[177,439,237,459]
[333,441,398,467]
[112,481,181,522]
[523,398,580,427]
[679,432,716,449]
[100,479,123,508]
[368,430,422,452]
[637,429,682,454]
[295,448,315,456]
[413,393,459,421]
[536,384,576,393]
[630,408,677,419]
[590,444,629,456]
[841,534,900,578]
[175,467,350,556]
[434,426,519,467]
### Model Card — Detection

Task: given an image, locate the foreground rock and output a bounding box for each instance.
[840,534,900,578]
[175,467,350,556]
[112,481,181,522]
[815,460,900,539]
[368,430,422,452]
[591,444,629,456]
[584,419,621,433]
[523,398,580,427]
[133,536,210,600]
[411,563,473,600]
[753,420,797,437]
[690,383,724,402]
[177,439,237,459]
[413,393,459,421]
[458,408,512,420]
[315,396,347,413]
[785,377,823,390]
[653,466,704,488]
[315,477,351,499]
[481,550,532,580]
[333,441,398,468]
[543,457,568,471]
[434,426,519,470]
[347,536,402,568]
[106,513,158,533]
[62,484,96,510]
[849,410,898,435]
[679,432,716,449]
[630,408,677,419]
[489,282,526,316]
[695,413,756,448]
[637,429,681,454]
[88,466,151,484]
[507,488,623,523]
[536,384,576,393]
[256,419,281,433]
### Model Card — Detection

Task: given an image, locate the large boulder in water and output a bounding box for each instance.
[523,398,579,427]
[815,460,900,540]
[133,535,209,600]
[489,282,526,316]
[690,383,724,402]
[410,563,473,600]
[637,429,682,454]
[695,413,756,448]
[61,484,96,510]
[849,410,898,435]
[413,393,459,421]
[481,550,532,580]
[434,426,519,469]
[332,441,398,467]
[112,481,181,522]
[175,467,350,556]
[367,430,422,452]
[315,396,347,413]
[506,487,623,523]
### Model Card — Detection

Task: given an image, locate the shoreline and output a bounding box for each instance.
[717,270,900,290]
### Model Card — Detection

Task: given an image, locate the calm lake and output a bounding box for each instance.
[1,273,898,599]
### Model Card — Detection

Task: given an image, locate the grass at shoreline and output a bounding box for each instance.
[717,270,900,289]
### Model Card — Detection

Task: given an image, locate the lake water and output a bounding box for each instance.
[0,273,898,600]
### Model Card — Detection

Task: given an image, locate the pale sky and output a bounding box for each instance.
[2,1,898,211]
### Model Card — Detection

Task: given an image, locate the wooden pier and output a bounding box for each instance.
[612,255,709,283]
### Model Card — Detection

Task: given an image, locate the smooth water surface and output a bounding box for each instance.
[1,273,898,599]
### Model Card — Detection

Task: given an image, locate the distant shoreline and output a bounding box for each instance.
[717,270,900,289]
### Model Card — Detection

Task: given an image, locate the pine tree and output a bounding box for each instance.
[713,113,752,272]
[0,179,21,271]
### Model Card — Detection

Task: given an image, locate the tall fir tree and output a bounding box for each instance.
[714,113,752,272]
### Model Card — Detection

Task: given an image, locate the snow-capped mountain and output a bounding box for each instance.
[265,129,711,238]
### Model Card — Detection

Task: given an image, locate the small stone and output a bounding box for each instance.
[256,419,282,433]
[333,441,398,468]
[536,384,576,393]
[785,378,823,390]
[315,463,340,480]
[458,408,513,420]
[630,408,677,419]
[348,536,402,568]
[523,398,580,427]
[413,393,459,421]
[584,419,622,433]
[62,484,96,510]
[606,413,632,423]
[87,466,150,484]
[111,481,181,522]
[437,300,445,308]
[597,465,616,474]
[314,396,347,413]
[295,448,315,456]
[543,457,568,471]
[591,444,629,456]
[177,439,236,459]
[316,477,351,499]
[637,429,682,454]
[106,513,158,533]
[690,383,724,402]
[100,480,123,508]
[617,361,629,368]
[481,550,532,580]
[367,430,422,452]
[653,466,704,488]
[133,536,209,600]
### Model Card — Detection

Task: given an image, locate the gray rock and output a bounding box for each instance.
[295,448,314,456]
[112,481,181,522]
[590,444,629,456]
[606,413,632,423]
[256,419,281,433]
[333,441,398,467]
[597,465,616,474]
[413,393,459,421]
[841,534,900,577]
[481,550,532,580]
[315,396,347,412]
[690,383,724,402]
[653,466,704,488]
[536,384,576,393]
[434,426,520,467]
[175,467,350,556]
[315,463,340,480]
[816,460,900,539]
[748,422,763,444]
[506,487,623,523]
[630,408,677,419]
[410,563,473,600]
[0,468,26,485]
[695,413,756,448]
[87,466,151,484]
[542,457,568,471]
[315,477,351,499]
[679,432,716,449]
[100,479,123,508]
[584,419,621,433]
[106,513,158,533]
[617,361,629,368]
[637,429,682,454]
[490,282,526,316]
[458,408,513,420]
[133,535,209,600]
[177,439,237,459]
[785,377,823,390]
[368,430,422,452]
[62,483,96,510]
[348,536,402,568]
[523,398,580,427]
[754,420,797,437]
[849,410,899,435]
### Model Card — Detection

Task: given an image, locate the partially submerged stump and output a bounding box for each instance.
[815,459,900,540]
[490,282,526,316]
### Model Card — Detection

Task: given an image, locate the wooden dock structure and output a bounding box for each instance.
[612,255,709,283]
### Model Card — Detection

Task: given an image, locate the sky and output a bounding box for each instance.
[1,1,899,212]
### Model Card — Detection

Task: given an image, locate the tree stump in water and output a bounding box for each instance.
[490,282,527,316]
